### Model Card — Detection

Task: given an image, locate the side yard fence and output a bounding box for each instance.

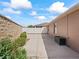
[22,27,48,34]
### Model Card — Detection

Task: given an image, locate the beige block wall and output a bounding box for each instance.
[0,16,22,39]
[68,10,79,52]
[0,17,7,38]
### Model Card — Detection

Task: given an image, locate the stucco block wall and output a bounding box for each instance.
[0,16,22,39]
[55,16,68,37]
[68,10,79,52]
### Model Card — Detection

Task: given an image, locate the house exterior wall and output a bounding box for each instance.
[48,9,79,52]
[48,23,55,37]
[55,16,68,38]
[0,16,22,39]
[68,10,79,52]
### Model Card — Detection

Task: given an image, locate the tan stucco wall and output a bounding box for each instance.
[55,16,68,37]
[68,10,79,52]
[48,16,68,38]
[48,23,55,37]
[48,9,79,52]
[0,16,22,39]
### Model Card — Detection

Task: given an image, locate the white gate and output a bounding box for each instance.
[22,27,48,34]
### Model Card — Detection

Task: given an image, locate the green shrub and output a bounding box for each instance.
[27,25,34,28]
[0,32,27,59]
[10,48,27,59]
[20,32,27,38]
[14,32,27,48]
[0,38,13,59]
[15,48,27,59]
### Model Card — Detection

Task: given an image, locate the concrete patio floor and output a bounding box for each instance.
[24,33,79,59]
[42,34,79,59]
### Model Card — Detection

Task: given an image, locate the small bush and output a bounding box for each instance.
[14,32,27,48]
[27,25,34,28]
[0,32,27,59]
[0,38,13,59]
[20,32,27,38]
[15,48,27,59]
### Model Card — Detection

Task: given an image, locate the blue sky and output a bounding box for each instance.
[0,0,79,26]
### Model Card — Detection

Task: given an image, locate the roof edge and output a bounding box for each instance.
[0,15,23,27]
[50,2,79,24]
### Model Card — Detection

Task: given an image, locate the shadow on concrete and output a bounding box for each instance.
[41,33,57,59]
[41,33,79,59]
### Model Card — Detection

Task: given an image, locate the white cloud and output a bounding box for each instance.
[0,0,32,9]
[48,1,68,13]
[35,16,46,21]
[30,11,46,21]
[30,11,37,16]
[0,2,10,7]
[3,8,21,14]
[10,0,32,9]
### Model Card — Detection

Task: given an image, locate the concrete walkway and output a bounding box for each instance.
[24,33,79,59]
[24,33,48,59]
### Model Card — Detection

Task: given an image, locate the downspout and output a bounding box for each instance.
[67,15,69,39]
[66,15,69,46]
